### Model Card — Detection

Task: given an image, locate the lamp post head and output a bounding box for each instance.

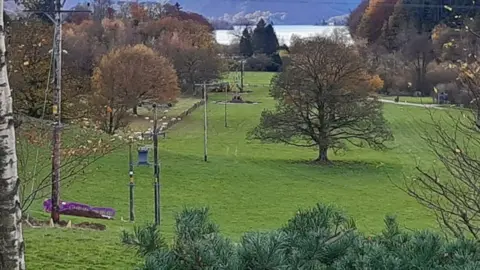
[152,103,157,108]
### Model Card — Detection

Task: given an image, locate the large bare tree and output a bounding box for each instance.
[402,33,436,96]
[0,2,25,268]
[249,35,393,162]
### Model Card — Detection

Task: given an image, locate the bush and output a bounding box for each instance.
[245,54,271,71]
[244,53,283,72]
[122,203,480,269]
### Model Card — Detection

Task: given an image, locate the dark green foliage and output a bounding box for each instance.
[239,28,253,57]
[123,203,480,269]
[251,19,279,56]
[121,223,167,257]
[280,204,357,268]
[267,53,282,72]
[244,53,282,72]
[335,216,480,269]
[241,20,281,71]
[238,231,289,269]
[251,19,267,54]
[264,24,279,55]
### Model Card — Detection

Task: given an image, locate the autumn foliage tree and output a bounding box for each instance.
[153,17,224,95]
[156,39,223,95]
[249,34,393,162]
[92,44,179,134]
[369,74,385,92]
[152,17,215,48]
[162,2,214,31]
[348,0,369,37]
[129,1,147,25]
[356,0,398,43]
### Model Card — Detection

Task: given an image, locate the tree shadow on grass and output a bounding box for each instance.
[281,158,401,174]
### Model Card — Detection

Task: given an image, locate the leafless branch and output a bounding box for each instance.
[400,108,480,240]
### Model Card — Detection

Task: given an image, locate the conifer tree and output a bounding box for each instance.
[239,27,253,57]
[252,18,267,54]
[123,204,480,269]
[264,24,279,55]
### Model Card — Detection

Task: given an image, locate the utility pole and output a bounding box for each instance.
[203,82,208,162]
[224,84,228,128]
[240,60,245,93]
[25,1,92,224]
[152,104,161,226]
[50,0,63,224]
[128,141,135,222]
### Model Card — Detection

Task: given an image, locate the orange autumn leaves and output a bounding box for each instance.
[369,74,384,92]
[355,0,399,43]
[92,44,179,109]
[142,16,214,49]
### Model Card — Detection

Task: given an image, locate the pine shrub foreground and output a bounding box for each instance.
[121,204,480,269]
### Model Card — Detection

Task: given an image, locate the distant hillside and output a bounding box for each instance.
[173,0,358,25]
[57,0,359,25]
[326,14,349,25]
[4,0,358,25]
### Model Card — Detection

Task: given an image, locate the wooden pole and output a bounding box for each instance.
[203,82,208,162]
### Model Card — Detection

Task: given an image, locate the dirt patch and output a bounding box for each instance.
[24,216,107,231]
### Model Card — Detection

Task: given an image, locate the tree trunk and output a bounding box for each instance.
[0,3,26,268]
[108,111,114,134]
[192,83,197,96]
[132,105,138,115]
[316,146,329,163]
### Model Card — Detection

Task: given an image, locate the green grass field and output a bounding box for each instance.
[25,72,453,269]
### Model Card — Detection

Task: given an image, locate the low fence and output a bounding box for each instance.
[160,99,205,131]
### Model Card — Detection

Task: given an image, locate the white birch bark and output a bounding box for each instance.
[0,0,26,268]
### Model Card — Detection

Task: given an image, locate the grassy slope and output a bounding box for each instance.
[26,72,450,269]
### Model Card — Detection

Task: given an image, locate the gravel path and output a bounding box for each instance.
[378,99,444,109]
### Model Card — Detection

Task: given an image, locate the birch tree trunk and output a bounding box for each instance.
[0,1,26,268]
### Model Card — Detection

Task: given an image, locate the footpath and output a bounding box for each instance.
[378,99,444,110]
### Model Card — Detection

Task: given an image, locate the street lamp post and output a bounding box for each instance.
[152,104,161,226]
[224,84,228,128]
[128,141,135,222]
[203,82,208,162]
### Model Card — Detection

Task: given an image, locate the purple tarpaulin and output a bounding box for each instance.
[43,199,116,220]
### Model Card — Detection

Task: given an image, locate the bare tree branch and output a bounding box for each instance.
[16,118,123,213]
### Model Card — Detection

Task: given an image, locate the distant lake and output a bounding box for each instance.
[215,25,351,46]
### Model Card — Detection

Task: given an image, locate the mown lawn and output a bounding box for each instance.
[25,72,453,269]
